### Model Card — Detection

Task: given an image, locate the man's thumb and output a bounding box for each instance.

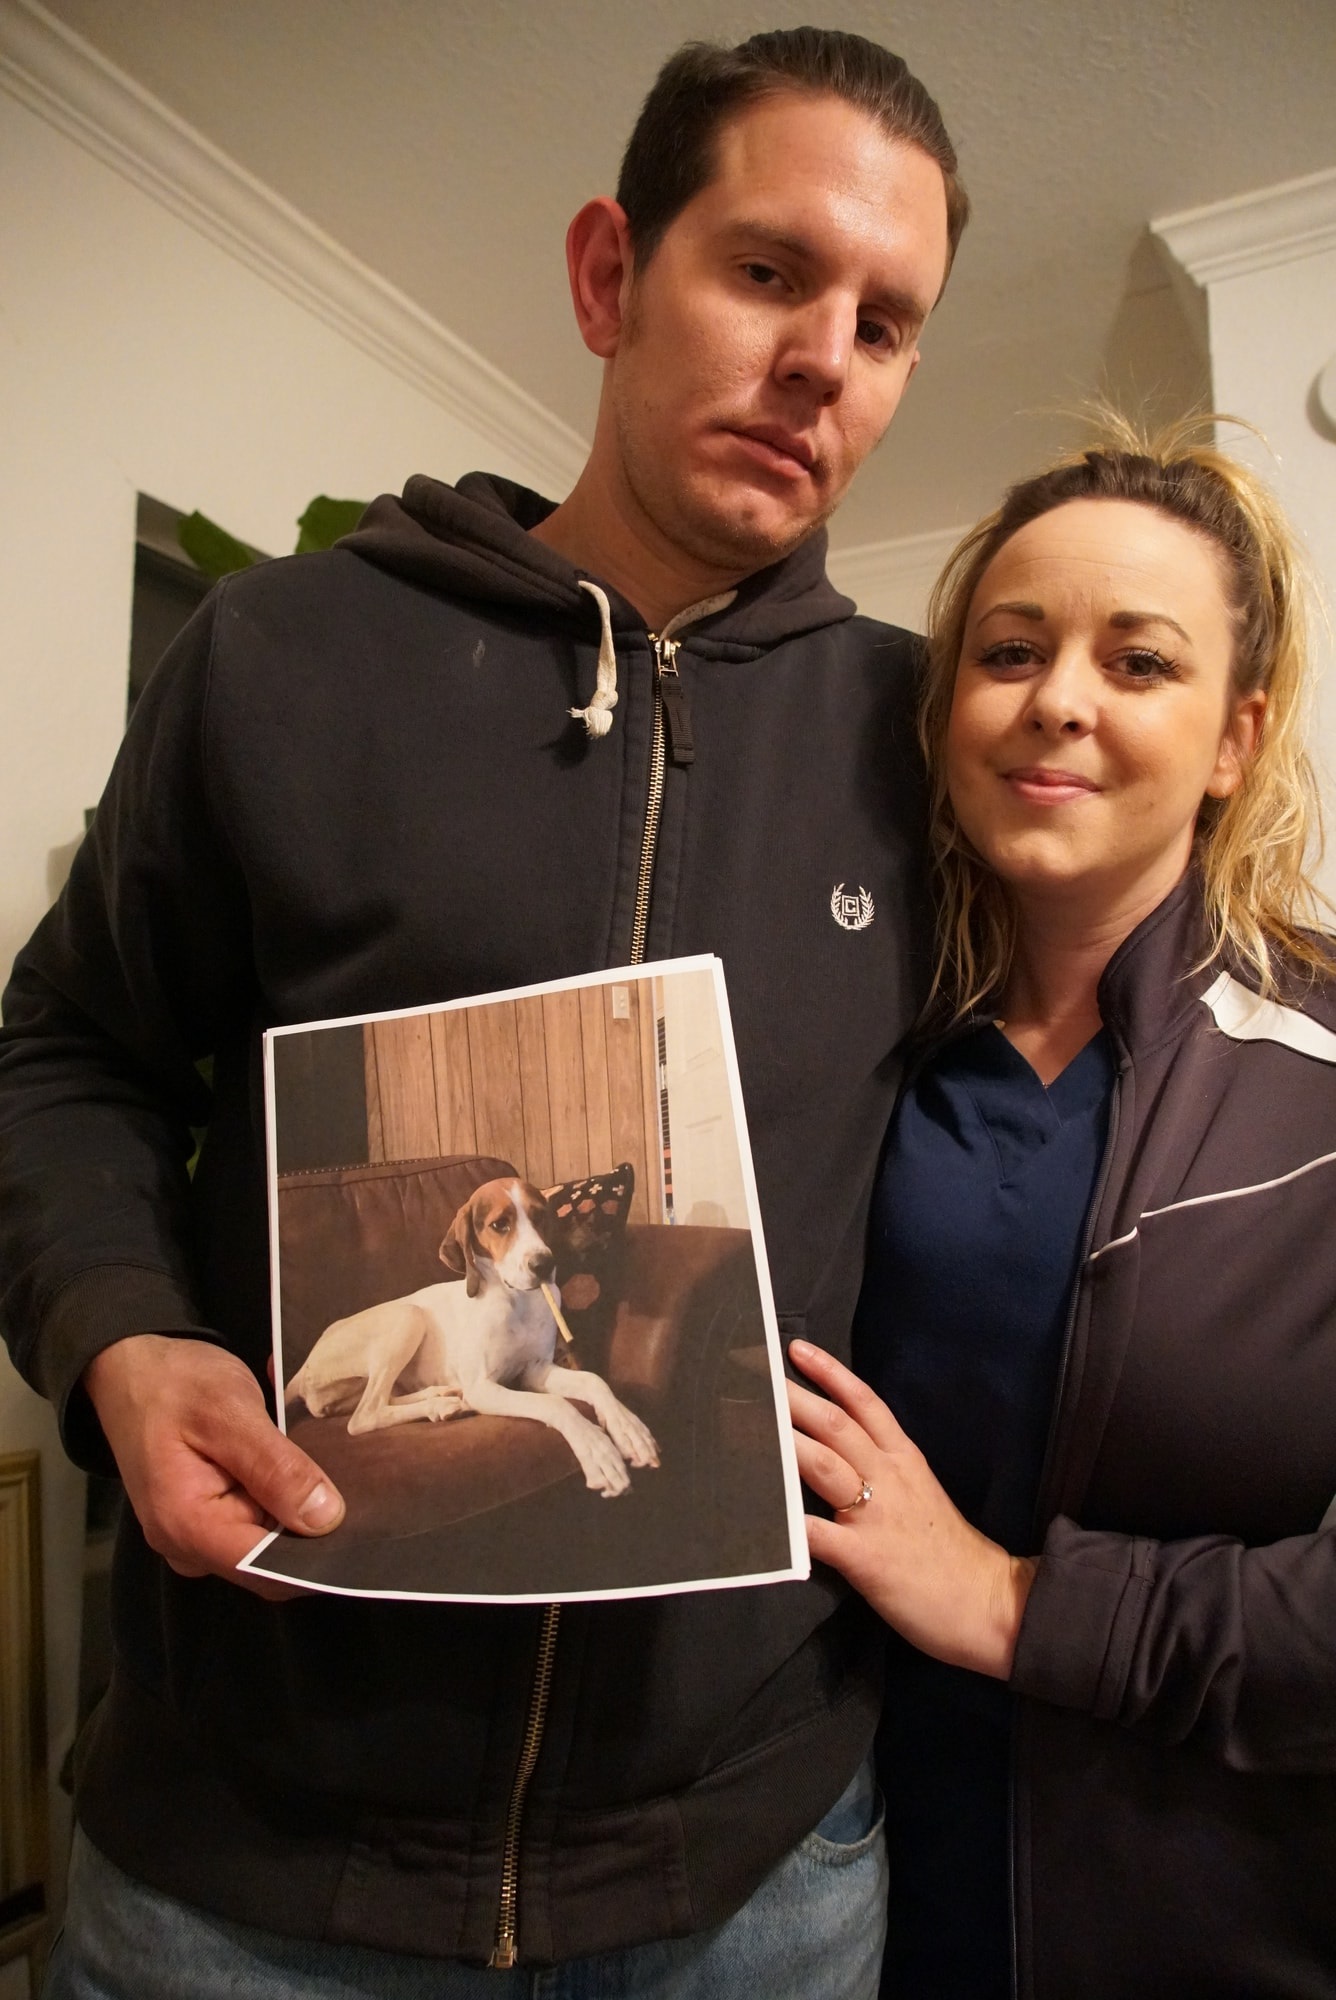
[235,1422,345,1535]
[292,1473,344,1534]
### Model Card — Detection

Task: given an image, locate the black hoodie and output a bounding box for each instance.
[0,472,929,1963]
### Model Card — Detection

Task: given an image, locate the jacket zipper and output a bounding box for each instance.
[1008,1057,1125,2000]
[488,628,686,1970]
[1029,1058,1125,1537]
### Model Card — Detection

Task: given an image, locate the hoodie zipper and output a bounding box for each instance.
[489,630,667,1964]
[629,634,682,961]
[489,1603,560,1967]
[488,603,729,1971]
[490,632,667,1963]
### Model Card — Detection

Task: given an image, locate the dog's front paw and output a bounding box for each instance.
[424,1390,464,1423]
[573,1425,632,1498]
[604,1401,660,1470]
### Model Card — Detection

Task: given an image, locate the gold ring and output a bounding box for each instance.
[835,1480,873,1514]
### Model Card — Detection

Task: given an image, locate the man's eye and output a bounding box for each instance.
[856,317,896,352]
[742,261,783,288]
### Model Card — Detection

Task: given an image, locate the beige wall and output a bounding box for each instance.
[0,95,565,980]
[1208,249,1336,900]
[1156,173,1336,901]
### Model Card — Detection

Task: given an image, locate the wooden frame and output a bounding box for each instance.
[0,1451,48,1990]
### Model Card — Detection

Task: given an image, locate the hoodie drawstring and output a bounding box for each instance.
[572,581,618,738]
[571,581,738,742]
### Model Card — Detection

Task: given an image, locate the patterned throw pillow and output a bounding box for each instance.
[540,1164,635,1374]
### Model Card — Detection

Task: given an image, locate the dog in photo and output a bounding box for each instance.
[285,1176,659,1497]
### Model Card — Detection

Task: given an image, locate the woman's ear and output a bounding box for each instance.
[563,197,635,360]
[1206,689,1267,799]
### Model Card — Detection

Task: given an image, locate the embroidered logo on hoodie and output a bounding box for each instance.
[831,884,874,931]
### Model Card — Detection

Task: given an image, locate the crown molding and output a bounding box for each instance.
[1153,167,1336,291]
[0,0,589,498]
[827,524,967,628]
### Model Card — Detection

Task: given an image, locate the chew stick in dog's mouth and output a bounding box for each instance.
[541,1282,574,1345]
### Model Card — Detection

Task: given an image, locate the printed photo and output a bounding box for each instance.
[239,957,807,1602]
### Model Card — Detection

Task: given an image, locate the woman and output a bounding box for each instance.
[788,423,1336,1997]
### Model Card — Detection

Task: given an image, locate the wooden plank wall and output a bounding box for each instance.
[364,983,663,1223]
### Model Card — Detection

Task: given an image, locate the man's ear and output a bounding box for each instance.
[564,197,635,360]
[439,1202,481,1297]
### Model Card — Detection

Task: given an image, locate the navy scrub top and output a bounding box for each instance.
[852,1023,1115,1998]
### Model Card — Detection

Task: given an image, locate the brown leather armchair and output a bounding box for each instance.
[272,1155,788,1594]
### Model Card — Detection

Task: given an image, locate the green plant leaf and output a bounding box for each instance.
[295,495,367,554]
[177,511,260,579]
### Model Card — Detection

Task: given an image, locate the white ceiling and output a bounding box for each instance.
[38,0,1336,547]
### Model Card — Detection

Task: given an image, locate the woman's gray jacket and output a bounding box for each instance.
[1010,874,1336,1996]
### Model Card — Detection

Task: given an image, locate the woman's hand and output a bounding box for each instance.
[786,1339,1036,1679]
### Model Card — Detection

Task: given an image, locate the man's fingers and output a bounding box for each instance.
[166,1539,307,1601]
[86,1334,342,1590]
[788,1338,907,1453]
[150,1463,316,1597]
[161,1547,210,1579]
[213,1411,345,1537]
[185,1509,313,1598]
[156,1351,345,1540]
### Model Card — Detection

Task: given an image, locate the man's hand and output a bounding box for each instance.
[786,1339,1036,1680]
[84,1334,344,1598]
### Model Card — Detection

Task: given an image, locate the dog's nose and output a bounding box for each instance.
[528,1250,556,1281]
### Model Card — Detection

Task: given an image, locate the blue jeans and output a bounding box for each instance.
[44,1762,886,1999]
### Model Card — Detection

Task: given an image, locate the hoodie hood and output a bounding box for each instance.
[339,471,857,651]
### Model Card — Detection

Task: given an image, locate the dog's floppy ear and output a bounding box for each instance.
[439,1198,481,1297]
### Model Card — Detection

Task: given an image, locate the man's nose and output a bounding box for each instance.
[775,301,852,401]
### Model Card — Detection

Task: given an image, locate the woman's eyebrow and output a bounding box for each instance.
[1108,609,1192,643]
[975,600,1045,625]
[973,603,1194,644]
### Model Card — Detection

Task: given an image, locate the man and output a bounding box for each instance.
[0,27,965,1998]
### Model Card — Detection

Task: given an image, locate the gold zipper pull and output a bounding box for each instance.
[650,634,694,767]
